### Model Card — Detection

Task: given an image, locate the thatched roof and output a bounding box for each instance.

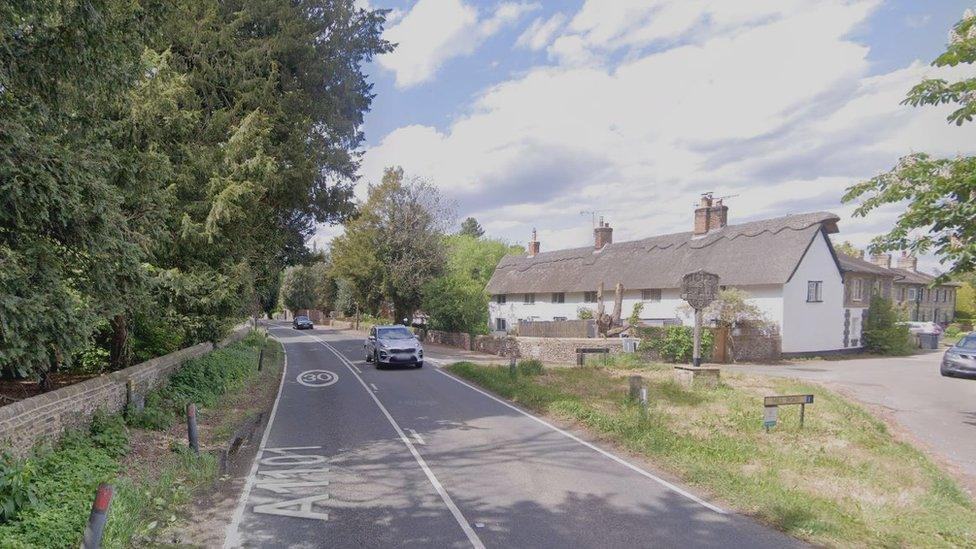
[486,212,841,294]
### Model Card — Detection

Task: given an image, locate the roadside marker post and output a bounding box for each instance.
[258,348,265,371]
[639,386,648,416]
[509,357,517,379]
[81,483,113,549]
[763,394,814,431]
[187,403,200,453]
[628,375,642,401]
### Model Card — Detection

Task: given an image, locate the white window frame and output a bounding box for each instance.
[524,293,535,305]
[584,291,597,303]
[807,281,823,303]
[495,318,507,331]
[907,288,916,301]
[641,288,662,302]
[495,294,507,304]
[551,292,565,303]
[852,279,863,302]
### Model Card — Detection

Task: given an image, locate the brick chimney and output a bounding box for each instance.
[693,193,729,235]
[869,253,891,269]
[897,250,917,272]
[527,228,540,256]
[594,216,613,249]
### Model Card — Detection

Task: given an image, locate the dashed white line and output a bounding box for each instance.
[310,334,485,549]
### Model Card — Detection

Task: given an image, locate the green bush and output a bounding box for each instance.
[863,296,913,355]
[131,314,186,364]
[517,359,544,376]
[649,325,713,363]
[0,453,36,524]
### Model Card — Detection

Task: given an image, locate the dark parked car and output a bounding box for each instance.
[941,333,976,379]
[365,325,424,369]
[293,315,313,330]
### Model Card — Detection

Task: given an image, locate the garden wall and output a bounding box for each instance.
[0,326,250,457]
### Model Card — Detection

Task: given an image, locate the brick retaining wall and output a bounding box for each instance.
[0,326,250,457]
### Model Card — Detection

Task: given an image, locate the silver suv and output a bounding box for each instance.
[365,325,424,369]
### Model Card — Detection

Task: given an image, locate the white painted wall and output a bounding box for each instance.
[781,231,845,353]
[489,285,785,335]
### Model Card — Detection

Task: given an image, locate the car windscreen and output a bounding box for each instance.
[296,316,309,321]
[957,335,976,350]
[378,327,414,339]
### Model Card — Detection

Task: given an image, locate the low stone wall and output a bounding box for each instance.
[424,330,472,350]
[0,326,250,457]
[471,334,520,357]
[731,328,782,363]
[513,337,627,364]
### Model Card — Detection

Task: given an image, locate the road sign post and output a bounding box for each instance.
[763,394,814,431]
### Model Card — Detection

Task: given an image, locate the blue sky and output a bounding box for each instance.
[321,1,976,273]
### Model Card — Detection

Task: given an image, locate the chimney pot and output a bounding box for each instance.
[896,251,917,272]
[869,253,891,269]
[527,228,540,256]
[594,219,613,249]
[694,192,728,235]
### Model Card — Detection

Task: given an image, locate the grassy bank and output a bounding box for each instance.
[447,361,976,548]
[0,332,283,548]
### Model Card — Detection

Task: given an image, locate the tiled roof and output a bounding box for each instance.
[836,252,895,276]
[486,212,841,294]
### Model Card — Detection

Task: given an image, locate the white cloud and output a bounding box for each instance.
[355,0,976,263]
[378,0,537,89]
[516,13,567,51]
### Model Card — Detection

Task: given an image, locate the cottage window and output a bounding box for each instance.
[584,291,597,303]
[551,292,565,303]
[899,287,905,301]
[495,318,507,331]
[495,294,507,304]
[806,281,823,303]
[524,293,535,304]
[907,288,916,301]
[852,279,863,302]
[641,289,662,302]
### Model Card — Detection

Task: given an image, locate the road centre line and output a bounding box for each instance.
[430,362,726,515]
[224,331,290,548]
[310,334,485,549]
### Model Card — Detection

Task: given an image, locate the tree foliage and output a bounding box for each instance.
[458,217,485,238]
[422,235,521,334]
[331,167,452,324]
[863,296,913,355]
[0,1,391,379]
[843,9,976,281]
[832,240,861,257]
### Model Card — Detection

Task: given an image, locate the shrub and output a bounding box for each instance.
[517,359,544,376]
[651,326,714,363]
[89,412,129,458]
[131,313,186,364]
[863,295,913,355]
[577,307,594,320]
[0,454,36,524]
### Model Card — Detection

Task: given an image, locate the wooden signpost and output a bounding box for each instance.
[680,270,719,367]
[763,394,814,432]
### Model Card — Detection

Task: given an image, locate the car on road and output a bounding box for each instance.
[941,333,976,379]
[365,325,424,369]
[899,321,943,335]
[292,315,314,330]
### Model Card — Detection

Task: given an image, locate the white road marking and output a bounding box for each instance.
[310,334,485,549]
[297,370,339,387]
[224,336,290,548]
[370,383,379,391]
[353,365,363,374]
[406,428,426,445]
[431,362,727,515]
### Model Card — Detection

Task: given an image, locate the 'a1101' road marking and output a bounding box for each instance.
[252,446,330,521]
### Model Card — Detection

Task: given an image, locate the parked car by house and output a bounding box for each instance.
[941,333,976,379]
[293,315,314,330]
[365,325,424,369]
[899,321,943,335]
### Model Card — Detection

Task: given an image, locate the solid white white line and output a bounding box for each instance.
[431,362,726,515]
[370,383,379,391]
[224,332,290,548]
[311,335,485,549]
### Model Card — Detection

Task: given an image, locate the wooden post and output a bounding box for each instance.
[186,403,200,454]
[629,376,642,401]
[693,309,703,367]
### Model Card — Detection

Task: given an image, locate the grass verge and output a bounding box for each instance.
[0,331,283,548]
[447,360,976,548]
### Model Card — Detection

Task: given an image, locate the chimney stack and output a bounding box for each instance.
[869,253,891,269]
[897,250,917,272]
[527,228,540,256]
[693,193,729,235]
[594,216,613,249]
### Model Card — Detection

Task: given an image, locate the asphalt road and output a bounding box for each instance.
[734,351,976,492]
[225,324,801,548]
